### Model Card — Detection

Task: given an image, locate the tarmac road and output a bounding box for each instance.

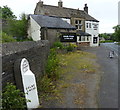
[101,43,119,57]
[81,43,118,108]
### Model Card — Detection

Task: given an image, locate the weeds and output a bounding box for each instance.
[2,83,28,109]
[45,48,60,80]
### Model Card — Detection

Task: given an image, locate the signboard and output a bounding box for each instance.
[14,58,40,109]
[60,34,77,42]
[20,58,39,109]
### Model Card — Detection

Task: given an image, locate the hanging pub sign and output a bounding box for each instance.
[60,32,77,42]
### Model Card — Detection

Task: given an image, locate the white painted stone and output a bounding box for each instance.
[20,58,39,109]
[85,21,99,47]
[27,16,41,41]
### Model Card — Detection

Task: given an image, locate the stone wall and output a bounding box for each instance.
[41,28,61,46]
[2,40,50,87]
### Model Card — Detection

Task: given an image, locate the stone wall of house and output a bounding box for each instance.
[47,29,60,46]
[41,28,61,46]
[2,40,50,87]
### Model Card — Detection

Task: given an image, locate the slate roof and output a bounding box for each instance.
[34,4,99,22]
[77,30,91,36]
[30,14,76,29]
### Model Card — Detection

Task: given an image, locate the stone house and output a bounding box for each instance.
[27,14,76,46]
[34,0,99,46]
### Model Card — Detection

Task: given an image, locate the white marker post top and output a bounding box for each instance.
[20,58,39,109]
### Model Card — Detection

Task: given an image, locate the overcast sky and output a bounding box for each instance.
[0,0,119,33]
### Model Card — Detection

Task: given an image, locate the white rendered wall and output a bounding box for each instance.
[61,18,71,24]
[27,16,41,41]
[85,21,99,46]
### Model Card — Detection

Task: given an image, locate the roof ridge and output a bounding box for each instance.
[43,4,84,11]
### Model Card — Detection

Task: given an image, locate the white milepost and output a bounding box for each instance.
[20,58,39,109]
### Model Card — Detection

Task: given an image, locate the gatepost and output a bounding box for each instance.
[14,58,39,109]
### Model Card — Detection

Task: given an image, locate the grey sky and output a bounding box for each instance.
[0,0,119,33]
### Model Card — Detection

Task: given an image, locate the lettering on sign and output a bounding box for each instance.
[92,23,98,30]
[22,59,29,73]
[60,35,77,42]
[26,84,36,95]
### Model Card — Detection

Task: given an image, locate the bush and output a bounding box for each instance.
[2,83,27,109]
[37,75,55,94]
[53,41,64,49]
[1,32,16,43]
[100,40,114,43]
[45,48,60,80]
[66,43,77,52]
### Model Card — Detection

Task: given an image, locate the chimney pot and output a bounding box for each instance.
[38,0,43,7]
[58,0,63,7]
[84,3,88,13]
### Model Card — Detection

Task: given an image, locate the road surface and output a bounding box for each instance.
[81,43,118,108]
[101,43,119,57]
[99,43,119,108]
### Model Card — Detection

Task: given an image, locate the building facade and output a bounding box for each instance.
[34,0,99,46]
[85,21,99,46]
[27,14,76,46]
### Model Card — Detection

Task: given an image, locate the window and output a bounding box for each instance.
[79,20,81,24]
[93,37,98,44]
[86,23,89,28]
[75,20,78,24]
[81,36,85,41]
[87,36,89,41]
[89,23,91,28]
[75,25,79,29]
[75,20,82,30]
[79,36,81,41]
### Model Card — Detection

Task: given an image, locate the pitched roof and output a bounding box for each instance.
[30,14,76,29]
[77,30,91,36]
[34,4,99,22]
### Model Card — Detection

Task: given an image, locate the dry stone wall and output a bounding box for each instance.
[2,40,50,87]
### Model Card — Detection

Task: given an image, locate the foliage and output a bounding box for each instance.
[53,41,64,49]
[4,13,28,40]
[1,5,29,42]
[37,75,55,94]
[2,83,27,109]
[113,25,120,41]
[1,32,16,43]
[45,48,60,80]
[0,5,16,19]
[99,33,111,40]
[100,40,114,43]
[66,43,77,52]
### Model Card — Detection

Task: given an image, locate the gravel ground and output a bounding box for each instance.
[41,50,101,108]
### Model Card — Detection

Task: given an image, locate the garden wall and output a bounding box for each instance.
[2,40,50,87]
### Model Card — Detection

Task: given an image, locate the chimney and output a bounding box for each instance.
[58,0,63,7]
[84,4,88,13]
[38,0,43,7]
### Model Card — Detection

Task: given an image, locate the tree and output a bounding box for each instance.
[1,5,16,20]
[99,33,110,40]
[7,13,28,40]
[1,6,30,42]
[113,25,120,41]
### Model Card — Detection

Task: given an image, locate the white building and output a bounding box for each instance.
[85,21,99,46]
[27,14,76,46]
[34,0,99,46]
